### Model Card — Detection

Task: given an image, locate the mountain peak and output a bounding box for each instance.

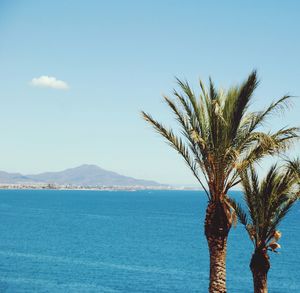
[71,164,103,171]
[0,165,161,187]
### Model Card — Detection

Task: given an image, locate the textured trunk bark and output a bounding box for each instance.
[252,270,268,293]
[205,201,231,293]
[207,234,227,292]
[250,250,270,293]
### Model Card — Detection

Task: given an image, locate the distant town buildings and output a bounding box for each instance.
[0,183,197,191]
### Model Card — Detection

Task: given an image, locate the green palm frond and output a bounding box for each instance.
[287,158,300,186]
[267,195,298,240]
[227,197,248,226]
[232,127,299,175]
[224,71,258,140]
[247,95,292,132]
[141,111,210,198]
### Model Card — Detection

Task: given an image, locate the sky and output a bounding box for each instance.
[0,0,299,185]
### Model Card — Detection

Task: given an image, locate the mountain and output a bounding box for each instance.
[0,171,33,184]
[0,165,161,187]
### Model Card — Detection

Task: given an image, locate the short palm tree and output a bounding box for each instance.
[141,71,298,292]
[233,164,299,293]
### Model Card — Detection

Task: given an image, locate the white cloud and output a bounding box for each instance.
[30,76,69,90]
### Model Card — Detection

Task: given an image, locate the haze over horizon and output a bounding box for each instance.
[0,1,300,185]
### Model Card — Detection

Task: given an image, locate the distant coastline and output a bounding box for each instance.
[0,183,201,191]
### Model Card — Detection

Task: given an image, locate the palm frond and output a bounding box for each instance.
[248,95,292,132]
[227,197,248,226]
[141,111,210,198]
[220,71,257,143]
[286,158,300,184]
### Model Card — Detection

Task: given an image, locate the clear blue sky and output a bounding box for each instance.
[0,0,299,185]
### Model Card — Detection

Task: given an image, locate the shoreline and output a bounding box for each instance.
[0,184,202,192]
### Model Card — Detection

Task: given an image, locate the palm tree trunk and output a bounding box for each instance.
[205,201,231,293]
[250,250,270,293]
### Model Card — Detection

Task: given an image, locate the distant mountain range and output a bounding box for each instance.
[0,165,161,187]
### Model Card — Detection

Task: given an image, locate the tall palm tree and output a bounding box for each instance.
[141,71,299,292]
[233,164,299,293]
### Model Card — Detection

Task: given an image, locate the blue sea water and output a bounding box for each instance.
[0,190,298,293]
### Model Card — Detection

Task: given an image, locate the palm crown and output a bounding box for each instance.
[142,71,298,202]
[234,164,299,252]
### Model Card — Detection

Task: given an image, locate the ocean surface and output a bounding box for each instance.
[0,190,298,293]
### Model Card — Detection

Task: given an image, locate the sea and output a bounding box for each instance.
[0,190,298,293]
